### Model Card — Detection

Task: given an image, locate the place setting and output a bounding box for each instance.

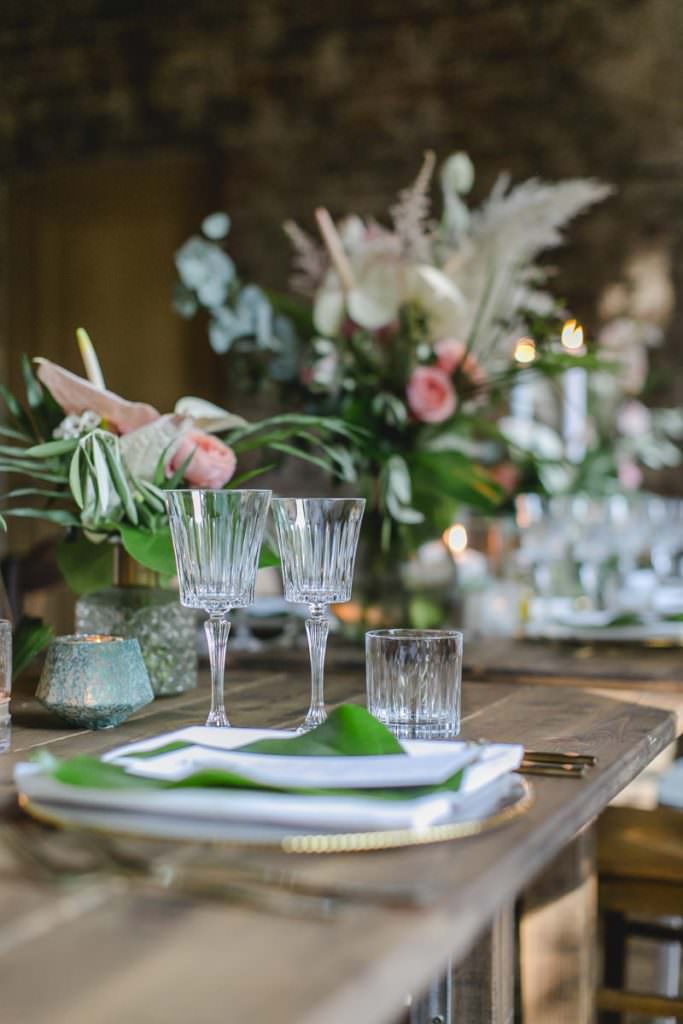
[13,489,545,854]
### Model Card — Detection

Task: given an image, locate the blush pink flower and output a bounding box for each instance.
[35,358,159,434]
[434,339,487,390]
[406,366,457,424]
[169,429,237,489]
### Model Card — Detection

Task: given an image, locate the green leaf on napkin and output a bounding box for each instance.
[38,705,466,799]
[239,705,404,757]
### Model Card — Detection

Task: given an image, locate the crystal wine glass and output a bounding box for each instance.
[272,496,365,731]
[166,489,271,727]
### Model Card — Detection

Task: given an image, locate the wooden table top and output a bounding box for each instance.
[0,665,675,1024]
[234,635,683,735]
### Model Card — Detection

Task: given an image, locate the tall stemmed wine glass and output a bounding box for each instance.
[272,497,365,731]
[166,489,271,727]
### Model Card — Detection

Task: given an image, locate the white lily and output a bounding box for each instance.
[174,396,247,433]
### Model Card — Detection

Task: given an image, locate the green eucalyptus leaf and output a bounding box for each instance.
[69,448,85,509]
[23,438,79,458]
[102,441,138,524]
[2,486,69,502]
[3,508,80,527]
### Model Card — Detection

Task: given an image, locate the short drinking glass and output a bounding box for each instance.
[166,489,271,727]
[365,629,463,739]
[272,497,365,731]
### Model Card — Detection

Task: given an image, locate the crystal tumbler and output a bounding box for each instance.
[365,628,463,739]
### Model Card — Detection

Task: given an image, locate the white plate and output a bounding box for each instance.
[524,619,683,645]
[14,727,526,849]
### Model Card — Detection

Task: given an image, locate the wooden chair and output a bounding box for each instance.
[597,804,683,1021]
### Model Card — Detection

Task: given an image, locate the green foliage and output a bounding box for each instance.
[12,617,55,680]
[39,705,467,798]
[240,704,404,757]
[56,536,114,595]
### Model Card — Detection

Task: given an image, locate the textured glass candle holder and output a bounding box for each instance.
[76,586,197,697]
[36,634,154,729]
[365,628,463,739]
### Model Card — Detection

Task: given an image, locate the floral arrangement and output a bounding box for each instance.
[176,151,612,558]
[589,316,683,491]
[0,330,356,593]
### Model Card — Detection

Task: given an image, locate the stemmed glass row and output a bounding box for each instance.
[166,490,364,730]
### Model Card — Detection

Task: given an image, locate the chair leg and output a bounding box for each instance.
[600,910,627,1024]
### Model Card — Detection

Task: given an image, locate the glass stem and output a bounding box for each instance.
[204,613,231,727]
[303,603,329,730]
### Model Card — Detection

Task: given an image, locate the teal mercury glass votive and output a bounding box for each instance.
[36,634,154,729]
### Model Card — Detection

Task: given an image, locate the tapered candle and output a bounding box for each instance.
[561,319,587,463]
[510,337,536,422]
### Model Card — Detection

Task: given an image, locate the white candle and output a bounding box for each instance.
[561,320,587,463]
[510,337,536,423]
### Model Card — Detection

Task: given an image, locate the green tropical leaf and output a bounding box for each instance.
[0,424,31,442]
[259,544,280,568]
[41,705,469,798]
[410,451,503,512]
[0,384,34,436]
[56,535,114,594]
[12,617,55,679]
[229,463,277,488]
[119,524,177,576]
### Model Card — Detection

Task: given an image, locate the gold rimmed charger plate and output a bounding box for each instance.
[18,776,533,855]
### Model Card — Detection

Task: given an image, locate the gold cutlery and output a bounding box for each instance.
[523,750,597,767]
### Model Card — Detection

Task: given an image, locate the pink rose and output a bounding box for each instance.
[434,339,487,390]
[406,366,457,424]
[169,429,237,489]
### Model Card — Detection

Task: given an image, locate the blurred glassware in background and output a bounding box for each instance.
[458,492,683,640]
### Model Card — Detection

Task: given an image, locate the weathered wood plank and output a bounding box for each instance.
[0,667,674,1024]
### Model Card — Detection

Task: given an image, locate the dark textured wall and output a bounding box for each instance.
[1,0,682,384]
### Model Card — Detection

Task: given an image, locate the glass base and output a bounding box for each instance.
[368,711,460,741]
[76,586,198,697]
[206,708,230,728]
[297,707,327,733]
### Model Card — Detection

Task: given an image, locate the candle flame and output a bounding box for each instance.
[561,319,584,351]
[443,523,468,556]
[513,337,536,364]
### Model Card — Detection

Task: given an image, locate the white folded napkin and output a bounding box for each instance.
[14,727,523,836]
[104,725,522,791]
